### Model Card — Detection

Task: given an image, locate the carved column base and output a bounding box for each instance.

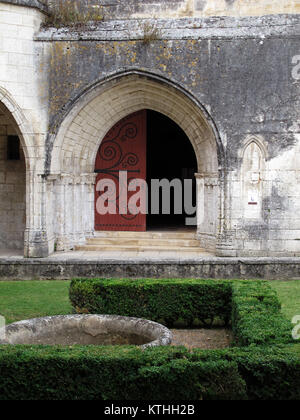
[55,236,72,252]
[197,232,217,253]
[24,229,53,258]
[215,230,237,257]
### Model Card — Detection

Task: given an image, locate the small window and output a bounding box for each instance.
[7,136,20,160]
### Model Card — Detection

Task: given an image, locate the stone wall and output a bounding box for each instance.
[35,14,300,257]
[0,1,48,137]
[0,104,26,250]
[1,0,300,257]
[0,1,53,257]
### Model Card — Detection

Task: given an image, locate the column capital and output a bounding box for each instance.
[81,173,97,185]
[195,172,219,187]
[195,172,219,179]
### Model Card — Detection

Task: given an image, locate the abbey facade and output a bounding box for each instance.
[0,0,300,258]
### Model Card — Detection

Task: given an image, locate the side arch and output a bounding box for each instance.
[240,135,268,162]
[0,86,35,171]
[240,136,267,221]
[0,86,38,254]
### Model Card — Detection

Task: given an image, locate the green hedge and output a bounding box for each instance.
[0,345,299,400]
[69,278,293,347]
[190,346,300,401]
[69,278,232,328]
[231,281,293,346]
[0,345,246,400]
[0,278,297,400]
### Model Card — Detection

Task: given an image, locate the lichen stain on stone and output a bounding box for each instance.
[37,51,49,103]
[158,44,172,60]
[49,43,75,116]
[94,41,139,65]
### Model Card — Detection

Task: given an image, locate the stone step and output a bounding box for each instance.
[86,238,200,247]
[75,244,206,253]
[92,230,197,240]
[78,230,201,253]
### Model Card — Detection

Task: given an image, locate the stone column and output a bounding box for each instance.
[215,170,237,257]
[82,173,97,238]
[195,172,219,253]
[73,176,82,245]
[46,174,57,254]
[64,175,76,250]
[24,171,53,258]
[55,174,70,251]
[54,173,97,251]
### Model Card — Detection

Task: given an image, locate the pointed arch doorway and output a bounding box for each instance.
[52,73,223,254]
[94,109,197,232]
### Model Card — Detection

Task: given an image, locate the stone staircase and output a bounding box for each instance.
[75,230,206,253]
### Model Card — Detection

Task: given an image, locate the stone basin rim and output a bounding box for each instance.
[0,314,173,349]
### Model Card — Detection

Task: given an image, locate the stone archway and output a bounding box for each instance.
[0,87,35,256]
[50,72,223,253]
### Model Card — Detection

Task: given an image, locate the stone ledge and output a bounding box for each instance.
[1,256,300,264]
[0,257,300,280]
[36,14,300,41]
[0,0,48,13]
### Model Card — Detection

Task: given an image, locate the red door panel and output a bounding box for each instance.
[95,110,147,231]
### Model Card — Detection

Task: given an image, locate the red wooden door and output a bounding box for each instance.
[95,110,147,231]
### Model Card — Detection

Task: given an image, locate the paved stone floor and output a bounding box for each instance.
[0,248,213,261]
[0,249,23,258]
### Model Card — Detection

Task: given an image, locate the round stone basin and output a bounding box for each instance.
[0,315,172,348]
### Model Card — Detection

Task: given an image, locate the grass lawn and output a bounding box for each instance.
[270,280,300,356]
[0,279,299,337]
[270,280,300,321]
[0,281,72,324]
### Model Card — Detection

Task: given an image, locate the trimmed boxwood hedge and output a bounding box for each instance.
[190,346,300,401]
[69,278,293,346]
[0,345,247,400]
[69,278,233,328]
[0,278,298,400]
[0,345,299,400]
[231,281,293,346]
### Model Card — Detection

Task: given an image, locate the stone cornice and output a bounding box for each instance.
[0,0,48,14]
[36,14,300,42]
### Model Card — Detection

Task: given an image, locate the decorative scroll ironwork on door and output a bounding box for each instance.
[94,110,147,231]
